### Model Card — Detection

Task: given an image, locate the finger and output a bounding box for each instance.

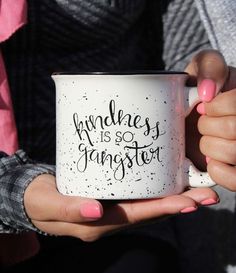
[200,136,236,165]
[185,50,229,92]
[182,188,219,205]
[118,195,198,224]
[207,160,236,191]
[198,115,236,140]
[90,195,200,237]
[32,194,201,241]
[24,174,103,222]
[204,89,236,117]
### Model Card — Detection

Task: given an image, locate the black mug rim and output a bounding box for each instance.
[52,70,188,75]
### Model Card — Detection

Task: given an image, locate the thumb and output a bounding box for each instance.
[185,49,229,93]
[49,195,104,222]
[24,174,103,223]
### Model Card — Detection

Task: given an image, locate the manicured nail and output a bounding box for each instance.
[200,198,219,206]
[180,206,198,214]
[198,79,216,102]
[206,156,211,163]
[196,103,206,115]
[80,202,103,219]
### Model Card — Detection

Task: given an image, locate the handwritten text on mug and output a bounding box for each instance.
[73,100,166,180]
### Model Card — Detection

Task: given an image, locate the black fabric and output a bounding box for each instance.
[2,0,164,165]
[2,234,181,273]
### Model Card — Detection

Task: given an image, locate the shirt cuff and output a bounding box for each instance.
[0,150,55,234]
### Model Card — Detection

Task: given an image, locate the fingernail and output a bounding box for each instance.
[180,206,198,214]
[196,103,206,115]
[206,156,211,163]
[200,198,219,206]
[80,202,103,219]
[198,79,216,102]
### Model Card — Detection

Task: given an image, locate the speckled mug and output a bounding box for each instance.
[52,71,215,199]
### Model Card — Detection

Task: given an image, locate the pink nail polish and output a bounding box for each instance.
[206,156,211,163]
[200,198,219,206]
[196,103,206,115]
[198,79,216,102]
[180,206,198,214]
[80,202,103,219]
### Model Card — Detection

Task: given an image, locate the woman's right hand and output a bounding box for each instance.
[24,173,218,241]
[185,50,236,192]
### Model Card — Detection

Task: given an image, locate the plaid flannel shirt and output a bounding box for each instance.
[0,150,55,233]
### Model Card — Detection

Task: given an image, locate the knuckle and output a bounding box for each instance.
[199,136,207,154]
[207,99,220,115]
[198,51,226,74]
[197,115,207,133]
[225,118,236,139]
[206,162,216,180]
[59,202,71,221]
[197,115,205,133]
[230,141,236,165]
[195,49,222,61]
[208,162,236,192]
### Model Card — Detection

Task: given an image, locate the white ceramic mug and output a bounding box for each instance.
[52,71,215,199]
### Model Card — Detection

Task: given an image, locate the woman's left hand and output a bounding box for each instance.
[185,50,236,191]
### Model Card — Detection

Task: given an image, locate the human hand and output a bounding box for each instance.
[185,50,236,191]
[24,174,218,241]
